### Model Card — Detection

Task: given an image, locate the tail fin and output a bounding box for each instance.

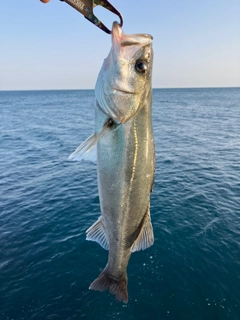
[89,270,128,303]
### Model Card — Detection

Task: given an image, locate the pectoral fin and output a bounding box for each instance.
[68,119,112,162]
[86,217,109,250]
[130,207,154,252]
[68,133,97,162]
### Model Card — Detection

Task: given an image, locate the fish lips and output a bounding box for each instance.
[111,21,153,59]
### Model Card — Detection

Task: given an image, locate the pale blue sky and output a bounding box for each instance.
[0,0,239,90]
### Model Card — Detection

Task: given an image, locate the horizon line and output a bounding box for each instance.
[1,86,240,92]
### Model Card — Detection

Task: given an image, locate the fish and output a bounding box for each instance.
[69,21,155,303]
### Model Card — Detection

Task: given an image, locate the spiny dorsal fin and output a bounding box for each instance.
[86,217,109,250]
[130,207,154,252]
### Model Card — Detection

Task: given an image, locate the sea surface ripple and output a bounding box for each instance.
[0,88,240,320]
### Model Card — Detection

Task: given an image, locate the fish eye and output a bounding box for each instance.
[135,60,148,74]
[107,118,114,127]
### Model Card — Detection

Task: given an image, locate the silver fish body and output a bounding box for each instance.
[69,22,154,303]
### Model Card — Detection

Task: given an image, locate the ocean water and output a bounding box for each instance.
[0,88,240,320]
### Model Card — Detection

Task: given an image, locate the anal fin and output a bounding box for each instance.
[130,206,154,252]
[86,217,109,250]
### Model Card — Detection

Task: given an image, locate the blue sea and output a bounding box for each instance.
[1,88,240,320]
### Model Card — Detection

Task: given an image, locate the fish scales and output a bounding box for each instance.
[69,22,155,303]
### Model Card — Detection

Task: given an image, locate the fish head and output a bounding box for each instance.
[95,22,153,123]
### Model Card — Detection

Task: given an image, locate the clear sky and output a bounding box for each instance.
[0,0,239,90]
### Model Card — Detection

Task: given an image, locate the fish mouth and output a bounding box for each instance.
[112,21,153,48]
[113,87,136,94]
[111,22,153,60]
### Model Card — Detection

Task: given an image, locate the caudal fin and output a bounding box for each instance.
[89,270,128,303]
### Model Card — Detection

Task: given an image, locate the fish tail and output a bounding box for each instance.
[89,270,128,303]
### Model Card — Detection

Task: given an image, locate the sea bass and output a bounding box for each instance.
[69,22,155,303]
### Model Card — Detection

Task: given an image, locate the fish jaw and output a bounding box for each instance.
[95,22,153,123]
